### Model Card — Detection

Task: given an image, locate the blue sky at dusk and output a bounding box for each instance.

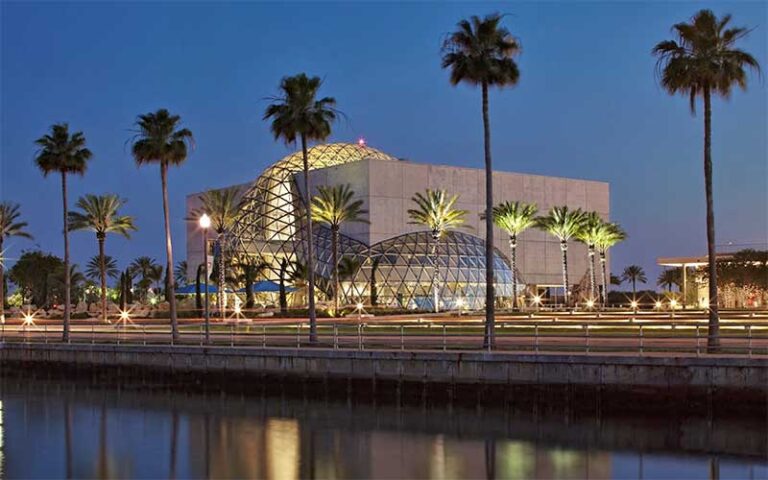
[1,1,765,287]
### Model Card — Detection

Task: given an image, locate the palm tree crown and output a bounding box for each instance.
[441,13,521,88]
[595,222,627,255]
[189,186,244,234]
[311,184,369,230]
[86,255,118,281]
[34,123,92,177]
[407,189,468,241]
[131,109,194,167]
[0,202,33,322]
[653,9,760,113]
[0,202,33,244]
[488,201,538,238]
[68,194,136,239]
[536,206,587,243]
[622,265,647,295]
[264,74,337,145]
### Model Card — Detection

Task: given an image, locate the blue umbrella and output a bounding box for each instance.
[175,284,228,294]
[237,280,296,293]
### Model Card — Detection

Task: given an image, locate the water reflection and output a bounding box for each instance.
[0,379,765,479]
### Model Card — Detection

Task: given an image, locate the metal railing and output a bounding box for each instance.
[2,318,767,357]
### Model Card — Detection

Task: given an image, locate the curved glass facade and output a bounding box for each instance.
[229,142,516,309]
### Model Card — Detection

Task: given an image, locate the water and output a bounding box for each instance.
[0,376,766,479]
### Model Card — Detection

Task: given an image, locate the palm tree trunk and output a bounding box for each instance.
[588,245,596,301]
[195,264,203,316]
[61,172,71,341]
[703,87,719,350]
[431,232,440,313]
[599,252,608,306]
[0,237,5,323]
[481,81,495,348]
[301,135,318,342]
[279,259,288,314]
[98,234,108,323]
[632,278,637,297]
[217,236,226,320]
[332,226,339,316]
[160,163,178,340]
[509,235,517,310]
[560,240,569,307]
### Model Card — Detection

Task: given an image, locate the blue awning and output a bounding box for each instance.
[237,280,297,293]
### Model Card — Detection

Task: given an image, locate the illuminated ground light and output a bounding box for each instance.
[655,300,663,309]
[532,295,542,305]
[670,299,678,308]
[356,302,364,311]
[21,310,37,327]
[234,304,242,315]
[586,299,595,309]
[630,300,639,310]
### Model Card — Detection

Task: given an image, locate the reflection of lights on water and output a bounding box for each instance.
[0,400,4,477]
[266,419,299,480]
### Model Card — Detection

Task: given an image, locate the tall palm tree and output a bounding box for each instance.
[264,73,338,342]
[442,13,521,347]
[0,202,33,322]
[536,206,587,307]
[575,212,605,302]
[595,222,627,306]
[407,189,468,313]
[189,186,244,319]
[486,201,537,310]
[35,123,92,340]
[85,255,119,283]
[653,9,759,348]
[658,268,682,292]
[131,109,193,339]
[69,194,136,323]
[622,265,647,297]
[310,184,368,314]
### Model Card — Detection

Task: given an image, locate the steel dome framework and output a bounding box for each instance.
[229,142,517,309]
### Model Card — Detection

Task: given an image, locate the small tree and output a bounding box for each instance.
[0,202,33,322]
[311,184,368,314]
[622,265,647,297]
[486,201,537,309]
[407,189,468,312]
[536,207,587,307]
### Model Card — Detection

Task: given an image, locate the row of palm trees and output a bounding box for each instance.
[402,190,627,309]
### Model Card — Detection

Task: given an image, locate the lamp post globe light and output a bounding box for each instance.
[199,214,211,344]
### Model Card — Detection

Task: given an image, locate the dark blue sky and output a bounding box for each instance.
[1,1,765,287]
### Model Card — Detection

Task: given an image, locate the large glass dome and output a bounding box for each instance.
[349,231,515,310]
[229,143,396,292]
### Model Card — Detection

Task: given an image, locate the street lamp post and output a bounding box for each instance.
[199,214,211,344]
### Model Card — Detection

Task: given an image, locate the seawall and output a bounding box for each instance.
[1,343,766,394]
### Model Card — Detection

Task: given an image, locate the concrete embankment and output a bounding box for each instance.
[1,343,766,394]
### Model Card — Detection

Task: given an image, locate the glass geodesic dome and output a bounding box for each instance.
[349,230,515,310]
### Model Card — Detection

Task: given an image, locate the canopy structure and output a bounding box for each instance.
[237,280,297,293]
[175,284,231,294]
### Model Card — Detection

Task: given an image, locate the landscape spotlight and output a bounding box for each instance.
[655,300,663,309]
[670,299,678,308]
[119,310,130,322]
[532,295,542,304]
[586,299,595,309]
[630,300,639,310]
[356,302,364,311]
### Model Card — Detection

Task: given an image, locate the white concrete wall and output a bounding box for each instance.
[309,159,610,287]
